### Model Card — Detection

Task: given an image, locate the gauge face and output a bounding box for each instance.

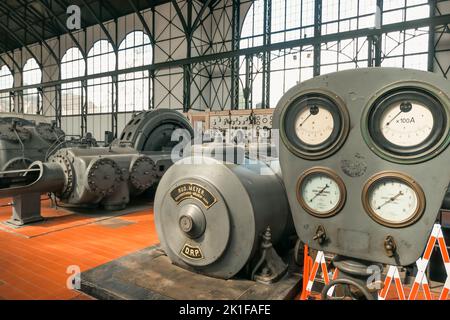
[282,92,350,160]
[380,102,434,147]
[366,88,448,162]
[297,167,346,218]
[294,106,334,145]
[362,172,425,228]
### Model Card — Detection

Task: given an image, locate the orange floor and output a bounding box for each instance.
[0,198,158,300]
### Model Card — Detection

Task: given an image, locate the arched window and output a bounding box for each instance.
[118,31,152,113]
[0,65,13,112]
[61,47,85,116]
[87,40,116,114]
[23,58,42,114]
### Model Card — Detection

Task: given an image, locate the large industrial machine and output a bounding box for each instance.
[0,108,194,226]
[0,117,65,171]
[154,155,294,283]
[0,146,157,224]
[118,108,193,153]
[273,68,450,299]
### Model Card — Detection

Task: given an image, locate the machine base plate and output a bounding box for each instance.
[79,245,302,300]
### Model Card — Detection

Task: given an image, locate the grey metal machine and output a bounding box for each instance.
[0,109,194,226]
[154,155,294,282]
[0,146,158,225]
[117,108,193,153]
[0,117,65,171]
[273,68,450,299]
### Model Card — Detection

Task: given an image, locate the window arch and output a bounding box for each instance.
[23,58,42,114]
[87,40,116,114]
[61,47,85,115]
[0,65,13,112]
[118,31,152,112]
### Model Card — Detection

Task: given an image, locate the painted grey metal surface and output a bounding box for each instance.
[0,117,65,172]
[0,146,160,212]
[118,109,193,153]
[154,156,292,279]
[273,68,450,266]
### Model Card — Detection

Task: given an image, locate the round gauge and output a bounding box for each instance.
[362,172,425,228]
[365,87,450,163]
[296,167,346,218]
[294,105,334,145]
[281,92,350,160]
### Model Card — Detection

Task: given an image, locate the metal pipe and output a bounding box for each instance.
[0,161,65,198]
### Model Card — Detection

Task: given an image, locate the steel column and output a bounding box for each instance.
[428,0,437,72]
[231,0,240,110]
[313,0,322,76]
[262,0,272,108]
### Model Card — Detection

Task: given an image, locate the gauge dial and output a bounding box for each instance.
[295,106,334,145]
[362,172,425,228]
[380,101,434,147]
[366,88,448,162]
[297,167,346,218]
[282,92,350,160]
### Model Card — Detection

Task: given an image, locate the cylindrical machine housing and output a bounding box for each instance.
[0,146,160,211]
[154,156,292,279]
[0,161,66,198]
[118,109,193,152]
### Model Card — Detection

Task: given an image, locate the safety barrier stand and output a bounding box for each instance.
[303,224,450,300]
[408,224,448,300]
[378,224,449,300]
[301,246,338,300]
[378,265,405,300]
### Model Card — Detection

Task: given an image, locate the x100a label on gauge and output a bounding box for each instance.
[170,183,217,209]
[181,243,204,260]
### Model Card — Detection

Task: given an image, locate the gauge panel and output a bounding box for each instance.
[296,167,346,218]
[281,92,350,160]
[362,171,425,228]
[364,87,450,163]
[274,68,450,266]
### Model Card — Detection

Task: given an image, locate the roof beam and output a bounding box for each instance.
[17,0,60,35]
[127,0,155,44]
[2,12,450,94]
[192,0,214,31]
[0,2,59,64]
[79,0,117,49]
[38,0,86,58]
[171,0,189,34]
[0,43,22,71]
[0,21,43,69]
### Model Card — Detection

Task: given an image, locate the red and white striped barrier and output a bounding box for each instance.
[378,265,405,300]
[304,250,339,298]
[378,224,449,300]
[408,224,448,300]
[302,224,450,300]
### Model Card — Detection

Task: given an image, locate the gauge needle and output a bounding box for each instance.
[385,110,403,127]
[376,191,404,210]
[386,102,412,126]
[309,184,329,203]
[299,113,313,128]
[298,105,319,127]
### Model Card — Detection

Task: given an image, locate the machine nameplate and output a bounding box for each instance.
[171,183,217,209]
[181,243,204,260]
